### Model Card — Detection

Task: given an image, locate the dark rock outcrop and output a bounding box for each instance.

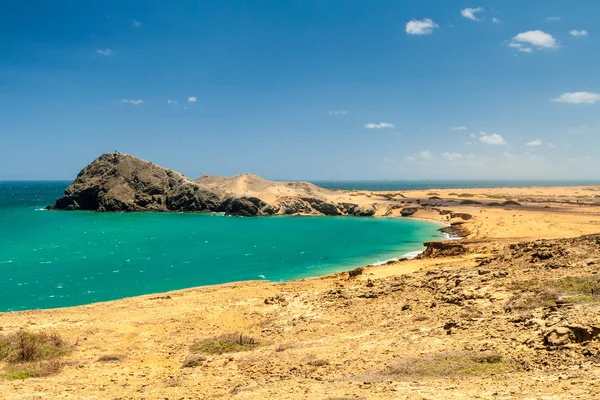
[50,153,223,213]
[417,241,469,259]
[400,207,419,217]
[339,202,376,216]
[218,196,269,217]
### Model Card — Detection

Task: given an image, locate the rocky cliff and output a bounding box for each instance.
[50,153,222,212]
[50,153,376,216]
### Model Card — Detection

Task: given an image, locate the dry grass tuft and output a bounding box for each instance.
[0,331,69,364]
[387,352,510,378]
[189,333,263,355]
[510,275,600,310]
[2,360,63,380]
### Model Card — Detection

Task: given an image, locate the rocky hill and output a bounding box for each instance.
[50,153,222,212]
[49,153,377,216]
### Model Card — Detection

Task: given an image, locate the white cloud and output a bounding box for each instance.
[419,150,434,160]
[469,133,477,138]
[553,92,600,104]
[507,42,533,53]
[328,110,348,115]
[451,126,467,130]
[548,142,557,148]
[133,19,141,28]
[492,17,501,24]
[509,30,558,51]
[122,99,143,105]
[167,100,178,104]
[405,18,439,35]
[569,29,588,37]
[96,49,113,56]
[188,96,197,103]
[365,122,395,129]
[479,133,506,145]
[525,139,542,146]
[443,152,464,161]
[461,7,484,21]
[546,17,561,22]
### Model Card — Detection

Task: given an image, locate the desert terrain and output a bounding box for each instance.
[3,183,600,399]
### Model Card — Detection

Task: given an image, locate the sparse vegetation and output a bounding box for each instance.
[427,192,439,196]
[510,275,600,310]
[0,331,69,364]
[448,192,459,196]
[0,331,70,380]
[1,360,63,380]
[458,193,475,198]
[189,333,263,355]
[387,352,510,378]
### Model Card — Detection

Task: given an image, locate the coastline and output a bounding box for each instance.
[3,184,600,399]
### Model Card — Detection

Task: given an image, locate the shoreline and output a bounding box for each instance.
[3,184,600,398]
[1,214,448,314]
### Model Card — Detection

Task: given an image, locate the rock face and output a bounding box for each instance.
[417,241,469,258]
[51,153,222,212]
[50,153,378,217]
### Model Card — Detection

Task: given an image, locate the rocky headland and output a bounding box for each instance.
[49,153,376,217]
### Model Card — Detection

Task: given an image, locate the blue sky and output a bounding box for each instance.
[1,1,599,180]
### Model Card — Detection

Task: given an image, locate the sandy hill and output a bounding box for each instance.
[196,173,327,202]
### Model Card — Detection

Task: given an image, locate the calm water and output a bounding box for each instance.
[0,182,443,312]
[310,180,600,191]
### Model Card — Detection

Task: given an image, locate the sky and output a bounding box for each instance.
[1,1,599,180]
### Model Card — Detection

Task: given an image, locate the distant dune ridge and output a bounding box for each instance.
[49,153,376,216]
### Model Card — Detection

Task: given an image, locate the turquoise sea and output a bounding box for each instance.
[0,182,443,312]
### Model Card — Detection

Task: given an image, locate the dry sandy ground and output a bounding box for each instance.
[2,185,600,399]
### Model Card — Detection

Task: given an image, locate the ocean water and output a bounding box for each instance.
[310,180,600,191]
[0,182,443,312]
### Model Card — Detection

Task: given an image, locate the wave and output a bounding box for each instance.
[369,250,424,266]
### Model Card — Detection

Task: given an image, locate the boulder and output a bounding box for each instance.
[400,207,419,217]
[418,241,469,259]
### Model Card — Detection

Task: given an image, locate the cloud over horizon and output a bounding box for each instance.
[479,133,506,145]
[526,139,543,146]
[553,92,600,104]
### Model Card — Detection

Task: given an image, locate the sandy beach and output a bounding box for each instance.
[2,185,600,399]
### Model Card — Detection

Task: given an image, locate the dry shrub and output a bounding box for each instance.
[0,331,69,363]
[97,354,122,362]
[388,352,510,378]
[190,333,263,355]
